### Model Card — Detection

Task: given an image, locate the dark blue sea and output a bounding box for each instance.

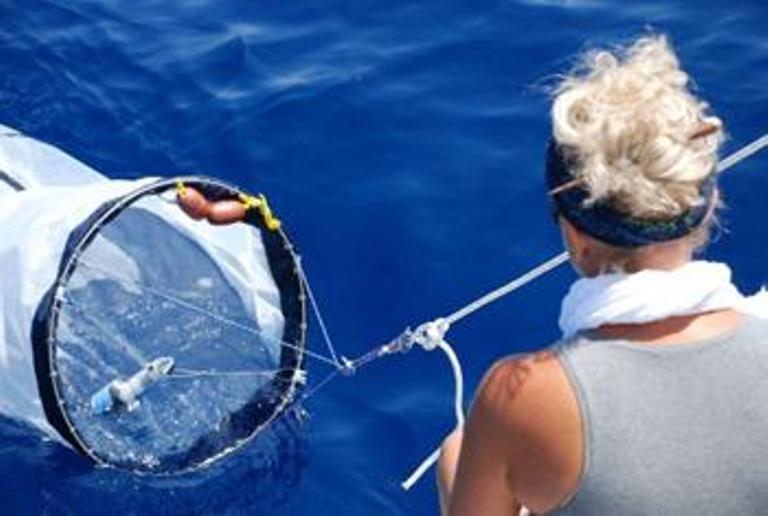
[1,1,767,514]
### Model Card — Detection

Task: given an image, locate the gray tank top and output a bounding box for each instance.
[552,314,768,515]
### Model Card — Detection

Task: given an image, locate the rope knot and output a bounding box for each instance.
[412,318,450,351]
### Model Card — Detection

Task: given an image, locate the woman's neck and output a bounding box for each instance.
[596,309,743,346]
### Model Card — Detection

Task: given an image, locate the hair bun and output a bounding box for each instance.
[551,35,723,219]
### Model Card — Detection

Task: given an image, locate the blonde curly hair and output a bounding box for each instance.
[551,34,722,220]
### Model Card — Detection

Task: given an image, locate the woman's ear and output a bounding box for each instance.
[559,218,590,277]
[560,218,581,256]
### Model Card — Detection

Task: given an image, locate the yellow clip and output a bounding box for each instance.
[239,192,281,231]
[258,194,282,231]
[176,180,188,197]
[239,193,261,211]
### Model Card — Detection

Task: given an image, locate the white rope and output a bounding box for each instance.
[401,338,465,490]
[74,260,341,369]
[131,281,340,368]
[445,252,570,325]
[296,257,343,367]
[717,134,768,172]
[403,448,439,491]
[396,131,768,490]
[441,133,768,328]
[169,367,301,379]
[70,132,768,485]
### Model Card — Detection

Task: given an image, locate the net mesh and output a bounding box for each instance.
[50,191,304,473]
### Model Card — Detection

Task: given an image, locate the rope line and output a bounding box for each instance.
[401,338,465,490]
[74,260,341,369]
[296,257,343,367]
[297,368,343,402]
[390,131,768,490]
[169,367,300,379]
[445,252,570,326]
[232,132,768,471]
[439,133,768,328]
[717,134,768,172]
[51,132,768,486]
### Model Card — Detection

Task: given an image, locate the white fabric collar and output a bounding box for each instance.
[558,261,764,339]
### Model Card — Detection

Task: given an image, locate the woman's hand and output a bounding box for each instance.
[177,186,247,225]
[177,186,211,220]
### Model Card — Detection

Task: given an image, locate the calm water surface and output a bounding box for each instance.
[1,0,767,514]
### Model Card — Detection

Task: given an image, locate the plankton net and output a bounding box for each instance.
[0,126,306,473]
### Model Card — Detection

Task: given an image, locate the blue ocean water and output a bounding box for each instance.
[1,0,767,514]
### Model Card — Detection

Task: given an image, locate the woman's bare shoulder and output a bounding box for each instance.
[476,350,571,422]
[473,349,583,512]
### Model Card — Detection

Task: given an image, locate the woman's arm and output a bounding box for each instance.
[438,351,575,516]
[437,360,526,516]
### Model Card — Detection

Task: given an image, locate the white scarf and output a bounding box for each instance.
[559,261,768,339]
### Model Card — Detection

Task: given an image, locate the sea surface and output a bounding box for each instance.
[1,0,767,514]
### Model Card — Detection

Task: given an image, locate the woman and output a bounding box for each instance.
[437,35,768,515]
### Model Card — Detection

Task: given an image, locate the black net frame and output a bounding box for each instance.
[30,176,307,473]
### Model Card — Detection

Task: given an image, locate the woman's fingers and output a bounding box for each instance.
[207,200,247,225]
[177,186,211,220]
[177,187,247,225]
